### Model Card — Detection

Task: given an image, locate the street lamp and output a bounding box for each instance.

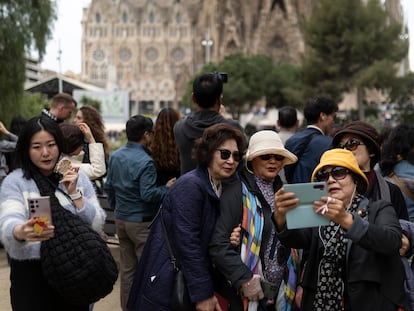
[201,28,213,64]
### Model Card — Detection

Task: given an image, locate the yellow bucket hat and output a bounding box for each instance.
[311,149,368,188]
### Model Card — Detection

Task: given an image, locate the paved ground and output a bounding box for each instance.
[0,241,122,311]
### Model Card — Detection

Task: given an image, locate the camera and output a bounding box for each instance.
[214,71,228,83]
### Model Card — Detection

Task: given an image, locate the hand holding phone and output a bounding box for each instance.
[283,182,330,229]
[28,196,52,235]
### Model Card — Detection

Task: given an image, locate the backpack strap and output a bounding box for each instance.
[375,170,391,202]
[390,172,414,202]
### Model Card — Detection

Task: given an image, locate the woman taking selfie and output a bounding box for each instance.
[0,116,105,311]
[274,148,406,311]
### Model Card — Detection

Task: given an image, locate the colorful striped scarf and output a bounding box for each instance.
[241,182,264,273]
[282,248,301,311]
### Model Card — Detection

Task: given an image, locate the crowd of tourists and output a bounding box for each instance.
[0,72,414,311]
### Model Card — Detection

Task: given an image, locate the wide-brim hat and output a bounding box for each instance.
[332,121,380,157]
[245,130,297,166]
[311,149,368,187]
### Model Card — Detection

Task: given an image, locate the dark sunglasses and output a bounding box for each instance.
[337,139,364,151]
[259,154,285,161]
[216,149,241,162]
[316,166,350,182]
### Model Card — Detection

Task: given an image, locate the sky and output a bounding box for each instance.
[41,0,414,74]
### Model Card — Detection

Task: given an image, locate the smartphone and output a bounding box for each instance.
[28,196,52,225]
[283,182,330,229]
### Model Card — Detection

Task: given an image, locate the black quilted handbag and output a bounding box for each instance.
[35,173,118,306]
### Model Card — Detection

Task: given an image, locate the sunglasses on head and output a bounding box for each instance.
[316,166,350,182]
[216,149,241,162]
[259,154,285,161]
[337,138,364,151]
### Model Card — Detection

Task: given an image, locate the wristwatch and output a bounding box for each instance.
[69,189,83,200]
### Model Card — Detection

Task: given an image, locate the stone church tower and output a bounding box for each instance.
[81,0,405,115]
[81,0,318,114]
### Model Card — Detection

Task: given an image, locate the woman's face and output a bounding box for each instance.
[250,153,284,181]
[208,139,240,180]
[29,130,60,176]
[72,110,84,125]
[338,134,371,172]
[317,165,357,207]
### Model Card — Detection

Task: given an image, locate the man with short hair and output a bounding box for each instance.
[277,106,299,183]
[277,106,299,144]
[284,96,338,183]
[104,115,174,311]
[174,72,242,174]
[41,92,77,123]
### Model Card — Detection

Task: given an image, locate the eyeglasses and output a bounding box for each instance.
[337,139,364,151]
[216,149,241,162]
[316,166,350,182]
[259,154,285,161]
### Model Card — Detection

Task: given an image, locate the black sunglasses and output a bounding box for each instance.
[216,149,241,162]
[259,154,285,161]
[316,166,350,182]
[337,139,364,151]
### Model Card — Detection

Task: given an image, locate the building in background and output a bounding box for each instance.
[25,56,43,86]
[80,0,312,115]
[80,0,407,116]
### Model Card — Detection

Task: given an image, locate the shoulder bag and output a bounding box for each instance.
[159,207,195,311]
[33,172,118,306]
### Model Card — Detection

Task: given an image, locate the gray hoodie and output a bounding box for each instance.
[174,110,242,174]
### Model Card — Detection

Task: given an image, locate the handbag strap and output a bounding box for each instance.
[159,207,178,271]
[390,172,414,202]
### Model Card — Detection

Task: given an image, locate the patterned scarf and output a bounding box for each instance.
[241,181,264,273]
[313,194,362,310]
[282,249,300,311]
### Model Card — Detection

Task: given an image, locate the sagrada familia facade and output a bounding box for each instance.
[80,0,405,115]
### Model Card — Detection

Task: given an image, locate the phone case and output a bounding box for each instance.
[284,182,330,229]
[28,196,52,225]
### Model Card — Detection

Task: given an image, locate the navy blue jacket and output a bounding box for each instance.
[284,127,332,183]
[127,166,220,310]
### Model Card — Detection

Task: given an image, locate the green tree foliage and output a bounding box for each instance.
[301,0,408,119]
[0,1,56,125]
[388,72,414,124]
[181,53,304,119]
[263,63,304,109]
[79,95,102,113]
[20,92,49,119]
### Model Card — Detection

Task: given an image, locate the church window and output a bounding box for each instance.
[171,47,185,62]
[176,13,181,24]
[149,12,154,23]
[120,48,132,61]
[271,36,285,49]
[93,49,105,61]
[117,65,124,80]
[91,64,98,80]
[100,64,107,80]
[145,47,159,61]
[96,13,101,23]
[122,12,128,23]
